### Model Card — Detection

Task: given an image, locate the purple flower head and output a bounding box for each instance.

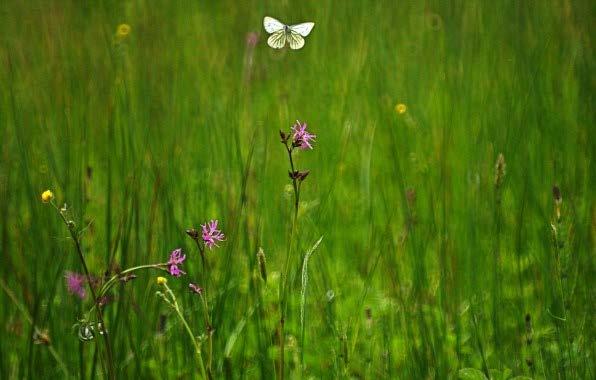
[245,32,259,48]
[65,271,86,299]
[189,283,203,295]
[291,120,316,150]
[167,248,186,277]
[201,220,225,249]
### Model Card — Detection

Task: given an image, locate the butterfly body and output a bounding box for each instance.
[263,16,314,50]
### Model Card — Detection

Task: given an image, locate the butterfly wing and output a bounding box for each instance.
[267,30,286,49]
[289,22,314,37]
[263,16,285,33]
[287,32,305,50]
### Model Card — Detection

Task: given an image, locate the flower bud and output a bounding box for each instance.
[119,274,137,283]
[189,283,203,295]
[41,190,54,203]
[395,103,407,115]
[186,228,199,240]
[116,24,131,38]
[552,185,562,204]
[297,170,310,181]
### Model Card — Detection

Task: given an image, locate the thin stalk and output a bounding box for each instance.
[286,145,300,218]
[98,263,167,298]
[279,143,299,380]
[199,292,213,379]
[193,237,207,269]
[189,237,214,378]
[191,238,214,291]
[471,308,490,379]
[160,284,208,379]
[51,201,115,379]
[492,185,503,358]
[174,303,207,380]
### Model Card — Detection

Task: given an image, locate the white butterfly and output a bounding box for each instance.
[263,16,315,50]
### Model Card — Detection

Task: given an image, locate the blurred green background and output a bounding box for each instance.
[0,0,593,378]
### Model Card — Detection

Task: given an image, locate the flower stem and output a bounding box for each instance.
[286,145,300,219]
[99,263,167,297]
[190,240,214,378]
[279,143,301,380]
[199,292,214,379]
[52,201,115,380]
[162,284,208,379]
[176,303,208,379]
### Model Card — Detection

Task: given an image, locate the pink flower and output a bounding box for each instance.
[65,271,86,299]
[201,220,225,249]
[291,120,316,150]
[167,248,186,277]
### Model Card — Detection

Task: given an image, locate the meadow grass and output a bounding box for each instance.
[0,0,593,378]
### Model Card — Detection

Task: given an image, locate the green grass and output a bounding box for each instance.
[0,0,593,378]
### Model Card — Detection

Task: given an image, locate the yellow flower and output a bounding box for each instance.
[116,24,131,38]
[41,190,54,203]
[395,103,407,115]
[157,276,167,285]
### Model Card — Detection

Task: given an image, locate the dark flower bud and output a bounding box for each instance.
[280,130,289,144]
[297,170,310,181]
[189,283,203,295]
[289,171,300,180]
[33,329,51,345]
[552,185,562,204]
[119,273,137,283]
[186,228,199,240]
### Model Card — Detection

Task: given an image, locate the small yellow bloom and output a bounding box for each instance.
[157,276,167,285]
[116,24,131,38]
[395,103,407,115]
[41,190,54,203]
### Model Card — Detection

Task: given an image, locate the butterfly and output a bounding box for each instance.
[263,16,315,50]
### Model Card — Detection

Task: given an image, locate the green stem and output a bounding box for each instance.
[176,305,207,379]
[286,145,300,219]
[51,201,115,380]
[190,238,214,378]
[199,292,213,379]
[279,143,301,380]
[164,285,208,379]
[471,308,490,379]
[99,264,167,297]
